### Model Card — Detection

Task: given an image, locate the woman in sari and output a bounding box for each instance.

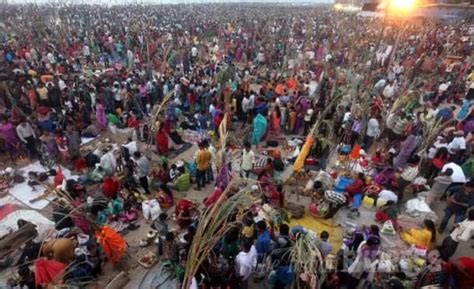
[155,124,169,156]
[95,100,107,129]
[0,116,20,161]
[270,105,281,136]
[251,113,268,145]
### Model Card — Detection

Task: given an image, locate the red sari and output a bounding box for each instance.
[155,129,169,155]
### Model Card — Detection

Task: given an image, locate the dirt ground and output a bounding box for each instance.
[1,128,473,289]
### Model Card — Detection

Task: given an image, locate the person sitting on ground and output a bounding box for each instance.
[374,201,399,230]
[401,219,437,250]
[169,164,180,182]
[156,184,174,208]
[317,231,333,257]
[345,172,366,219]
[175,198,199,229]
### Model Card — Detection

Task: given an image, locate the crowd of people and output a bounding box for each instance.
[1,2,474,289]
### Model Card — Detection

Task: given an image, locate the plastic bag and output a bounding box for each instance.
[149,200,162,221]
[142,201,151,220]
[381,220,396,235]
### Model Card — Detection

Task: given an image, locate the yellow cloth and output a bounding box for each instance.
[293,135,314,172]
[242,226,254,239]
[289,213,343,254]
[401,228,434,249]
[196,149,211,171]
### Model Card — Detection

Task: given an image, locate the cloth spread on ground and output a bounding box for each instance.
[0,210,54,242]
[9,161,77,209]
[289,214,343,254]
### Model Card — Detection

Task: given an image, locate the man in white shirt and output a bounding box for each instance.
[191,46,198,64]
[448,130,466,163]
[442,162,467,184]
[383,81,396,99]
[16,119,37,158]
[365,116,380,150]
[241,142,255,179]
[439,209,474,261]
[234,239,257,288]
[241,95,251,124]
[83,44,90,61]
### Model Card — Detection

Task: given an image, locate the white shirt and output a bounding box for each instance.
[191,47,198,57]
[83,45,90,56]
[366,118,380,137]
[442,162,467,183]
[16,123,36,143]
[47,52,56,64]
[383,84,395,99]
[450,220,474,242]
[242,97,250,112]
[122,141,138,155]
[447,136,466,154]
[241,149,255,171]
[374,79,386,91]
[248,94,255,110]
[58,79,66,91]
[343,112,351,123]
[427,141,448,159]
[378,189,398,203]
[234,246,257,280]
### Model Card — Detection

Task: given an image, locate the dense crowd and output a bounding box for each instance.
[1,3,474,289]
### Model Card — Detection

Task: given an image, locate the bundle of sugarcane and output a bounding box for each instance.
[290,231,325,289]
[181,183,254,288]
[147,91,175,146]
[293,88,342,173]
[416,117,453,157]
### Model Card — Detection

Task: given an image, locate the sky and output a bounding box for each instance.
[5,0,333,4]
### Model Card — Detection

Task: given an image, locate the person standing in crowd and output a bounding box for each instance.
[364,115,379,150]
[195,141,211,191]
[16,117,37,159]
[439,209,474,261]
[133,151,150,194]
[439,181,474,233]
[233,239,256,289]
[240,142,255,179]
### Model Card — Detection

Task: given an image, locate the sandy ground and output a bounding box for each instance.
[1,128,473,289]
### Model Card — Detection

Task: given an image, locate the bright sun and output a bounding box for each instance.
[389,0,417,11]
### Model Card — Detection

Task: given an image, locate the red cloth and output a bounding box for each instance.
[73,158,87,171]
[175,198,194,217]
[345,179,365,195]
[451,257,474,289]
[34,258,65,286]
[53,168,64,187]
[203,187,223,207]
[127,117,140,129]
[155,130,169,155]
[0,204,16,221]
[102,177,119,198]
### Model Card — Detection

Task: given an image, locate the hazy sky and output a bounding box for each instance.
[5,0,333,4]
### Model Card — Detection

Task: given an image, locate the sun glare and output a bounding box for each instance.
[389,0,417,11]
